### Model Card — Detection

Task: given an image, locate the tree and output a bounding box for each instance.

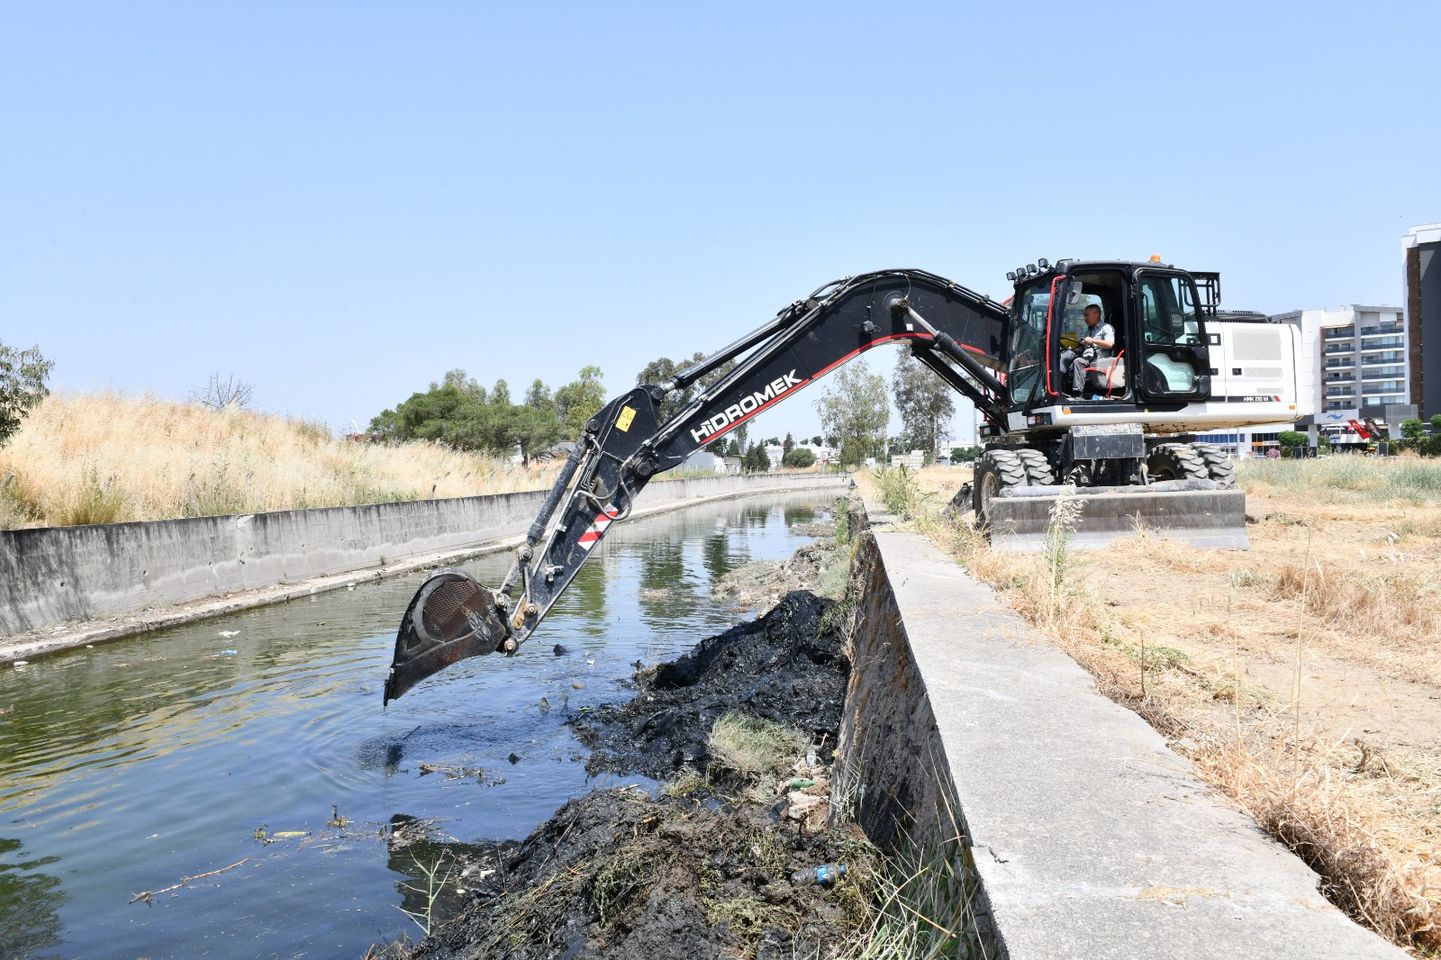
[891,351,954,463]
[441,368,480,393]
[742,442,771,473]
[524,379,553,411]
[1431,414,1441,433]
[491,379,512,407]
[0,341,53,447]
[370,370,567,462]
[192,372,255,410]
[783,432,795,454]
[495,403,565,463]
[814,363,888,467]
[782,447,816,469]
[555,365,606,435]
[1277,430,1308,454]
[950,446,981,463]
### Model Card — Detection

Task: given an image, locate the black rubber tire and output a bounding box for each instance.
[1147,442,1210,482]
[1015,448,1056,487]
[971,449,1029,531]
[1191,442,1238,488]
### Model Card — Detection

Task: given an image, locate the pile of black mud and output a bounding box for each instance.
[574,590,849,779]
[391,786,874,960]
[378,586,867,960]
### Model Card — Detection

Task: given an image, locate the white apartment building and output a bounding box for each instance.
[1269,305,1411,442]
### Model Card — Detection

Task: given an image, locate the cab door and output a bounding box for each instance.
[1134,271,1211,402]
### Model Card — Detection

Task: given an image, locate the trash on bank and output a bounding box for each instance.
[790,862,848,887]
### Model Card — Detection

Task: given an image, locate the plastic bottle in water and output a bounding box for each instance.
[790,863,847,887]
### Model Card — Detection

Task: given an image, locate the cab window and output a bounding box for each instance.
[1139,274,1201,346]
[1007,284,1049,405]
[1137,272,1205,396]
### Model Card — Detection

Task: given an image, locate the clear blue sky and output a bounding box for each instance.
[3,2,1436,445]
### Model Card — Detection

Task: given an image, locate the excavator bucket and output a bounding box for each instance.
[384,570,510,705]
[983,481,1249,554]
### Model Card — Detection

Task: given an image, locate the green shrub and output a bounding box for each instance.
[782,447,816,469]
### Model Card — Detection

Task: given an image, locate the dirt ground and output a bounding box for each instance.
[886,460,1441,952]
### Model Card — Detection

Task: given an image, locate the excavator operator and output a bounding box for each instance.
[1060,304,1114,395]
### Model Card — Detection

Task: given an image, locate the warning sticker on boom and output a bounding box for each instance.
[615,406,637,432]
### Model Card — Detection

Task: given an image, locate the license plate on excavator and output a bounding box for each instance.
[384,570,508,705]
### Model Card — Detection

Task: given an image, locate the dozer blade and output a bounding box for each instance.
[384,569,510,705]
[987,481,1248,554]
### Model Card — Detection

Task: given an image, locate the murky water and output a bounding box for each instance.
[0,493,833,959]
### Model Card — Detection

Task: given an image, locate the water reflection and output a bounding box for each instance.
[0,491,835,959]
[0,837,65,956]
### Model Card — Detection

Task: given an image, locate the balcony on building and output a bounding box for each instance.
[1359,336,1405,350]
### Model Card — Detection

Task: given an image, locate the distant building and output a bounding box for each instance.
[683,449,737,474]
[1404,223,1441,418]
[1264,305,1409,447]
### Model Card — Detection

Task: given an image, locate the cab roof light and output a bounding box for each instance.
[1148,253,1163,263]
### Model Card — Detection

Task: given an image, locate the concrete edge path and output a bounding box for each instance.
[1,478,847,663]
[862,505,1407,960]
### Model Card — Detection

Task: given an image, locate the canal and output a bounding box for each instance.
[0,492,834,959]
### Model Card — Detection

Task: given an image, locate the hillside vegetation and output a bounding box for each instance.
[0,392,560,529]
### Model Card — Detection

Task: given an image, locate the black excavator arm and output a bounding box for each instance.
[384,269,1009,703]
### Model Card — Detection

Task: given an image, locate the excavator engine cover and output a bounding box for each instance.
[384,570,508,705]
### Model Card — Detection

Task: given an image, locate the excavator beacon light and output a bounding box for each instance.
[1148,253,1162,263]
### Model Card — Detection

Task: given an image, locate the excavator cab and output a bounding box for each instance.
[1007,262,1210,408]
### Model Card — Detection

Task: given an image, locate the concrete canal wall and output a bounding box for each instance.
[837,502,1408,960]
[0,473,847,651]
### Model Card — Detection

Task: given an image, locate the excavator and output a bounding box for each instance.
[384,259,1305,703]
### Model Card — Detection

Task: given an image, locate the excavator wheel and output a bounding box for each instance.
[972,448,1029,531]
[1147,442,1210,482]
[1191,442,1238,488]
[1015,448,1056,487]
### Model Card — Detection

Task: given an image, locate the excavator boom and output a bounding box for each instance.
[384,270,1006,702]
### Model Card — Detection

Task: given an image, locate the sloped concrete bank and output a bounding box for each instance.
[837,502,1408,960]
[0,473,846,660]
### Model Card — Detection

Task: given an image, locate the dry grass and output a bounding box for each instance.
[859,459,1441,953]
[0,391,561,528]
[707,711,809,784]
